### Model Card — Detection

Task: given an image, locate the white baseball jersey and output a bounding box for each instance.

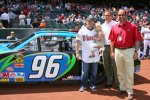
[141,28,150,39]
[76,27,100,63]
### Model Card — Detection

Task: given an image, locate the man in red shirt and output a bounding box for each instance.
[109,9,141,100]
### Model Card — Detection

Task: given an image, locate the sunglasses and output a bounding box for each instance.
[118,14,126,16]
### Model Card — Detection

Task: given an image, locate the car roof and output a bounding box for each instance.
[34,30,77,37]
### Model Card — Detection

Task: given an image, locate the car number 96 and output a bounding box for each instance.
[29,55,62,79]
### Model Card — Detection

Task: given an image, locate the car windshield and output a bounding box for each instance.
[8,34,35,49]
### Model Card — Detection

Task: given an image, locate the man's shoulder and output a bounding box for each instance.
[141,28,150,33]
[126,21,136,27]
[102,20,117,26]
[7,36,11,39]
[141,27,147,30]
[78,27,86,34]
[111,23,118,28]
[111,20,117,24]
[7,36,15,40]
[79,26,86,31]
[130,22,138,29]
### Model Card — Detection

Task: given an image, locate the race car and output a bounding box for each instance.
[0,30,105,83]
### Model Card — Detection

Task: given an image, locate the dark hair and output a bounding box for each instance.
[118,9,127,15]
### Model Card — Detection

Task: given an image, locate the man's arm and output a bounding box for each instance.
[110,41,115,59]
[135,41,140,52]
[75,39,81,60]
[133,24,141,60]
[133,41,140,60]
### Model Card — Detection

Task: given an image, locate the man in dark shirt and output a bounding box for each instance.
[32,19,40,28]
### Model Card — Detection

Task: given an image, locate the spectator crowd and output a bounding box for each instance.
[0,0,149,30]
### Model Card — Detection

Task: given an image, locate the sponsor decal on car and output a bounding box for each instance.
[0,72,24,78]
[14,77,25,82]
[0,72,9,78]
[0,78,9,82]
[6,66,14,72]
[14,63,24,68]
[62,75,81,81]
[9,72,25,78]
[14,53,24,68]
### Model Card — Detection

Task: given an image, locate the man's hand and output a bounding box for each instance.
[110,52,115,59]
[76,53,81,60]
[133,52,138,60]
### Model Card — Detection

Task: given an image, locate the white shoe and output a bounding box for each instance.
[90,86,97,92]
[79,86,86,92]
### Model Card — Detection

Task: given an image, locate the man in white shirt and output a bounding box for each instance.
[1,9,10,28]
[75,17,100,92]
[141,22,150,59]
[101,10,119,89]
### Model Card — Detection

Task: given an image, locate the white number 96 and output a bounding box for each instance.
[29,55,63,79]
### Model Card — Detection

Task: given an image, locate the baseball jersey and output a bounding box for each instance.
[141,27,150,40]
[76,27,100,63]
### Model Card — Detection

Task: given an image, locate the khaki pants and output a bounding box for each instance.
[115,48,134,94]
